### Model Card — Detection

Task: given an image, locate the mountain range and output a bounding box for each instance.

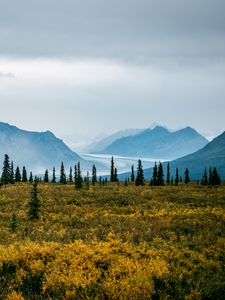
[97,126,208,159]
[119,130,225,180]
[0,122,84,173]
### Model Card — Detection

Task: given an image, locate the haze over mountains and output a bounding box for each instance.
[96,126,208,159]
[0,122,83,173]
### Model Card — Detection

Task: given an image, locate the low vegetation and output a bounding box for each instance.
[0,182,224,299]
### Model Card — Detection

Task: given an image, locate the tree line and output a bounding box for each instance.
[0,154,222,188]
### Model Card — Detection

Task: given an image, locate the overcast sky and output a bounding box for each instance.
[0,0,225,150]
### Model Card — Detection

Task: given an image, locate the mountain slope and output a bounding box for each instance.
[0,122,82,173]
[86,128,143,153]
[100,126,208,159]
[122,131,225,181]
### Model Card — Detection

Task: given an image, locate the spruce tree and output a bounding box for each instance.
[157,161,164,186]
[175,168,179,186]
[10,161,14,184]
[124,178,128,186]
[29,172,33,183]
[28,183,40,220]
[152,162,158,186]
[51,167,56,183]
[15,167,21,182]
[44,169,49,183]
[74,165,78,182]
[135,159,145,186]
[69,167,73,183]
[131,165,135,182]
[110,156,115,182]
[210,167,221,185]
[201,168,208,185]
[92,164,97,185]
[166,162,170,185]
[10,213,18,233]
[60,162,66,184]
[184,168,190,184]
[2,154,11,184]
[75,162,83,189]
[22,166,28,182]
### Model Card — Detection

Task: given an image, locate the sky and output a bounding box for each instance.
[0,0,225,151]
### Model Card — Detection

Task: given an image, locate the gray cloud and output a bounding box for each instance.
[0,71,15,79]
[0,0,225,63]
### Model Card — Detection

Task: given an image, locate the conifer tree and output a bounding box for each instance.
[28,182,40,220]
[152,162,158,186]
[51,167,56,183]
[157,161,164,186]
[170,176,174,185]
[99,176,102,184]
[44,169,49,183]
[69,167,73,183]
[131,165,135,182]
[22,166,28,182]
[184,168,190,184]
[15,166,21,182]
[201,168,208,185]
[175,168,179,186]
[60,162,66,184]
[92,164,97,185]
[135,159,145,186]
[2,154,11,184]
[10,213,18,233]
[166,162,170,185]
[210,167,221,185]
[10,161,14,184]
[29,172,33,183]
[75,162,83,189]
[124,178,128,186]
[74,165,78,182]
[110,156,115,182]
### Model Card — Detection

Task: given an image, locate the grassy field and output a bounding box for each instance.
[0,182,224,299]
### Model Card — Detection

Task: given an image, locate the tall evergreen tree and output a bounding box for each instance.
[184,168,190,184]
[15,166,21,182]
[22,166,28,182]
[135,159,145,186]
[201,168,208,185]
[10,213,18,233]
[29,172,33,183]
[157,161,164,186]
[60,162,66,184]
[210,167,221,185]
[69,167,73,183]
[175,168,179,186]
[166,162,170,185]
[75,162,83,189]
[92,164,97,185]
[110,156,115,182]
[74,165,78,182]
[51,167,56,183]
[28,183,40,220]
[131,165,135,182]
[152,162,158,186]
[10,161,14,184]
[2,154,11,184]
[44,169,49,183]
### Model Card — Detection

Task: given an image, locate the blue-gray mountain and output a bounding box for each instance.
[86,128,143,153]
[98,126,208,159]
[119,131,225,180]
[0,122,83,173]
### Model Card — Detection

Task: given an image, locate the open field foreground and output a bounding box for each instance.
[0,183,224,299]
